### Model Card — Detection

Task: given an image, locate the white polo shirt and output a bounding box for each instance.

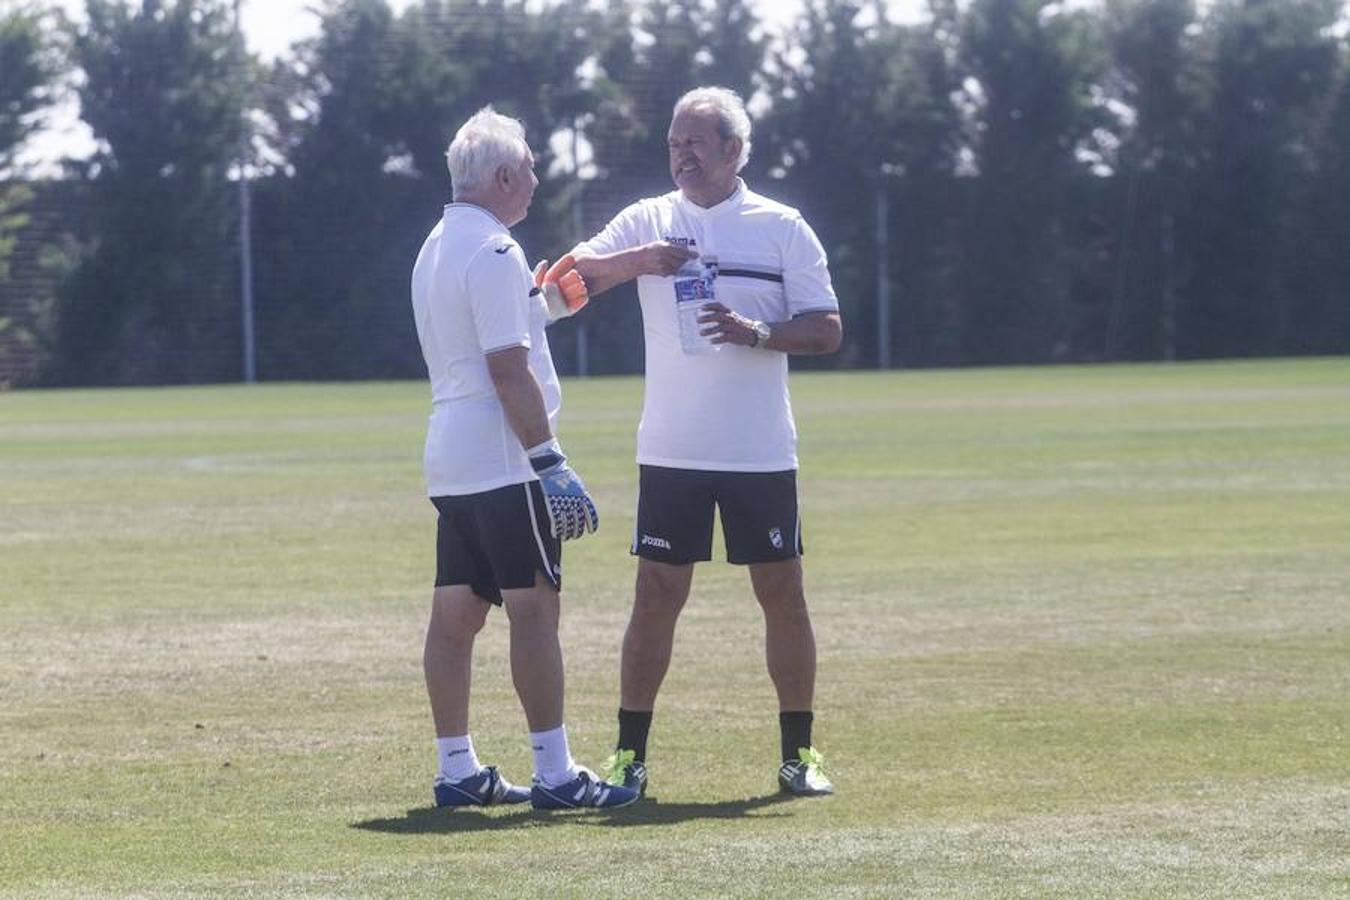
[577,179,838,472]
[411,203,560,496]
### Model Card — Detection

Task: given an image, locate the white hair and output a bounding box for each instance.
[445,106,529,195]
[673,87,752,172]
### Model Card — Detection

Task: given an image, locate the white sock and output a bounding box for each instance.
[436,734,483,783]
[529,725,579,787]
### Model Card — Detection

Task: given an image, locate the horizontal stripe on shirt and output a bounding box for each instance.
[717,267,783,283]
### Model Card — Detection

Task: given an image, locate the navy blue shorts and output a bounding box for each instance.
[631,465,802,566]
[432,481,560,604]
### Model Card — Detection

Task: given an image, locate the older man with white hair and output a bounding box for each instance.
[557,87,843,798]
[409,106,636,811]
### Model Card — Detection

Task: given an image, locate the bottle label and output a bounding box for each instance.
[674,257,719,356]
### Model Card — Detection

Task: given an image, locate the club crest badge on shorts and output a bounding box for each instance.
[768,526,783,550]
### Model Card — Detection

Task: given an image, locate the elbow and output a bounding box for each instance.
[816,315,843,355]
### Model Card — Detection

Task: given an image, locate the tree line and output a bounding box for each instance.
[0,0,1347,386]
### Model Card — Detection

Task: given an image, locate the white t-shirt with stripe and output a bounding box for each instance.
[411,203,561,496]
[577,180,838,472]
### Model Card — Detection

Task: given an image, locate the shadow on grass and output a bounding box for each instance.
[352,793,795,835]
[573,793,797,828]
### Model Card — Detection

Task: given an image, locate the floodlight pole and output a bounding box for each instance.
[1161,210,1176,362]
[236,0,257,383]
[874,168,893,369]
[572,119,588,378]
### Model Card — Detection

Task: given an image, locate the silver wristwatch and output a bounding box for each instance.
[750,319,772,348]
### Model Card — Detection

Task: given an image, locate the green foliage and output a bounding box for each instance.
[759,0,965,366]
[1182,0,1343,358]
[0,5,63,383]
[0,184,59,376]
[959,0,1110,364]
[49,0,249,385]
[8,0,1350,384]
[384,0,597,182]
[0,184,27,284]
[0,3,57,171]
[1105,0,1205,173]
[965,0,1107,182]
[252,0,406,380]
[1096,0,1204,361]
[1300,48,1350,350]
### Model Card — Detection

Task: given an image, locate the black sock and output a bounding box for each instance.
[617,708,653,763]
[779,711,814,763]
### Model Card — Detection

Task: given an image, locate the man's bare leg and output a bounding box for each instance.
[501,573,565,732]
[611,559,695,779]
[750,557,832,795]
[425,585,513,796]
[424,585,491,738]
[621,559,695,710]
[748,557,816,713]
[502,573,577,788]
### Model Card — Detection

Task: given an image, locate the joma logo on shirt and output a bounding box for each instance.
[662,236,697,248]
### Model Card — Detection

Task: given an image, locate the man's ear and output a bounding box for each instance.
[725,136,743,165]
[495,163,513,191]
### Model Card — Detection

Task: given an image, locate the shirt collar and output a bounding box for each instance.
[445,202,507,231]
[677,178,747,218]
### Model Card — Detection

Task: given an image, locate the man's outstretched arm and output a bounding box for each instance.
[571,241,698,297]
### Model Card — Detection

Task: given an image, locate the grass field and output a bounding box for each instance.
[2,359,1348,898]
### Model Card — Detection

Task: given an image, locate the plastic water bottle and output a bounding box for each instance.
[675,257,720,356]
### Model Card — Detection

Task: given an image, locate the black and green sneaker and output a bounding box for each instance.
[778,747,833,797]
[602,749,648,797]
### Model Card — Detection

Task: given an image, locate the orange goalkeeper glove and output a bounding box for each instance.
[533,254,590,322]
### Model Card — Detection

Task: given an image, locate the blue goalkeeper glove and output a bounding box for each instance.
[527,439,599,541]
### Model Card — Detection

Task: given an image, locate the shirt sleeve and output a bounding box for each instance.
[575,201,647,257]
[466,242,534,353]
[782,214,840,318]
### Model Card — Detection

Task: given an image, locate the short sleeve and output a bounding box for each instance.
[575,201,648,257]
[466,242,534,353]
[782,215,839,318]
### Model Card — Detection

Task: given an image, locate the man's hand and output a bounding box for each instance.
[637,241,698,277]
[527,440,599,540]
[697,302,762,347]
[698,305,842,354]
[533,254,590,321]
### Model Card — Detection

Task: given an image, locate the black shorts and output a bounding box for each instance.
[631,465,803,566]
[431,481,561,605]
